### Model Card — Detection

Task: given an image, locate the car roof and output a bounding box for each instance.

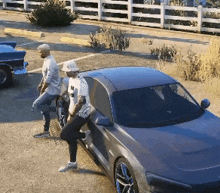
[82,67,178,92]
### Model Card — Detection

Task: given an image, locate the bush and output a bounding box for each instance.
[150,44,177,61]
[89,26,130,52]
[157,40,220,82]
[197,39,220,81]
[156,61,179,78]
[175,49,201,81]
[27,0,78,27]
[203,77,220,95]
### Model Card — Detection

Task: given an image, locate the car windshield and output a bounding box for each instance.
[0,45,15,53]
[112,83,204,128]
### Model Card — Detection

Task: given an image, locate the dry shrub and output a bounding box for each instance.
[150,44,177,61]
[175,49,200,81]
[156,61,179,78]
[140,38,154,45]
[202,77,220,96]
[89,26,130,52]
[197,39,220,82]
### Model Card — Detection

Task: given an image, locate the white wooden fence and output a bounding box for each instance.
[1,0,220,33]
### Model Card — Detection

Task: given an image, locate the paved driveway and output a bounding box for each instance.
[0,9,216,193]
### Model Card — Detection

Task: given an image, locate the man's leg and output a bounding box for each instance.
[59,115,89,172]
[33,92,58,138]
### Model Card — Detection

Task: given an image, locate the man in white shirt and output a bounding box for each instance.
[59,61,91,172]
[32,44,61,138]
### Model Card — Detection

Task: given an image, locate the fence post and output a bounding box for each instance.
[198,5,203,33]
[70,0,75,13]
[3,0,6,9]
[128,0,132,24]
[98,0,102,21]
[160,3,165,28]
[23,0,27,11]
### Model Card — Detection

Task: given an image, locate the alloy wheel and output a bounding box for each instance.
[115,162,136,193]
[0,69,8,84]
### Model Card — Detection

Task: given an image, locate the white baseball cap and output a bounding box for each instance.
[62,61,79,72]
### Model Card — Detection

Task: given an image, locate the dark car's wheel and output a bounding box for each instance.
[115,158,139,193]
[56,96,68,129]
[0,66,12,87]
[49,97,68,138]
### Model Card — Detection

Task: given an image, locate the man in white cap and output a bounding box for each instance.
[59,60,91,172]
[32,44,61,138]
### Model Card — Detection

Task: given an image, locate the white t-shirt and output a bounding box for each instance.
[68,75,91,118]
[42,55,61,95]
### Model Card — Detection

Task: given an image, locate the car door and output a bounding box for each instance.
[84,77,114,169]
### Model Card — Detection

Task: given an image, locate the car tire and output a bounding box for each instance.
[115,158,139,193]
[0,66,12,88]
[56,96,68,129]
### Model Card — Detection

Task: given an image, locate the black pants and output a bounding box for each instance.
[60,115,89,162]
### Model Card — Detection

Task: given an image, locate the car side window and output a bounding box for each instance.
[85,77,113,122]
[84,77,95,106]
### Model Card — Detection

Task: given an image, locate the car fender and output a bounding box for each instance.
[0,63,12,71]
[113,144,150,192]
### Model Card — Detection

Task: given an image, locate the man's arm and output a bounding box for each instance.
[41,82,49,94]
[37,77,44,92]
[67,95,86,122]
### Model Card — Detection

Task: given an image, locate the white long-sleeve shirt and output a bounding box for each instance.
[42,55,61,95]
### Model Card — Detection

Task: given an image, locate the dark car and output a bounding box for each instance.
[57,66,220,193]
[0,41,28,87]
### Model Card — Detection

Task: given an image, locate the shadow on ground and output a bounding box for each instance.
[125,33,209,45]
[0,73,57,123]
[71,168,105,176]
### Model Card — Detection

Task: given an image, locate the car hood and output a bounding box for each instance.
[121,111,220,176]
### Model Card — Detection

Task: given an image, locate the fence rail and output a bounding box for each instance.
[1,0,220,33]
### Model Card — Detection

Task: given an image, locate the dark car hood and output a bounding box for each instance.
[121,111,220,173]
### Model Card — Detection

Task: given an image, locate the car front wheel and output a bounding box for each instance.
[0,66,12,87]
[115,158,139,193]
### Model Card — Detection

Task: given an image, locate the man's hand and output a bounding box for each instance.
[67,115,72,123]
[37,84,42,92]
[40,82,49,94]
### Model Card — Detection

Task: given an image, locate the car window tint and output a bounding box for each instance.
[112,83,203,128]
[84,77,95,106]
[85,77,112,121]
[94,81,112,120]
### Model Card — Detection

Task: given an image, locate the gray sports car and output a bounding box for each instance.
[57,67,220,193]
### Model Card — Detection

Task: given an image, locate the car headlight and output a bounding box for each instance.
[146,172,193,192]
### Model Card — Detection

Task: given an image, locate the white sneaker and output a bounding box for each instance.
[59,162,77,172]
[82,130,91,148]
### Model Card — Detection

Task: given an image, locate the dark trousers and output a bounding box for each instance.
[60,115,89,162]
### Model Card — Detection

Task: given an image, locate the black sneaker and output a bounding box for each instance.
[33,131,50,138]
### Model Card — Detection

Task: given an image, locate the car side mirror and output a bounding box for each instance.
[201,98,210,109]
[95,117,112,126]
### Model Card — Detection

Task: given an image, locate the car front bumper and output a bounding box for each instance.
[13,62,28,75]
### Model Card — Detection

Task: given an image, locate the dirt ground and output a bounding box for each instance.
[0,9,220,193]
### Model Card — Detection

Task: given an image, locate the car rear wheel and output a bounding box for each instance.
[0,66,12,87]
[115,158,139,193]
